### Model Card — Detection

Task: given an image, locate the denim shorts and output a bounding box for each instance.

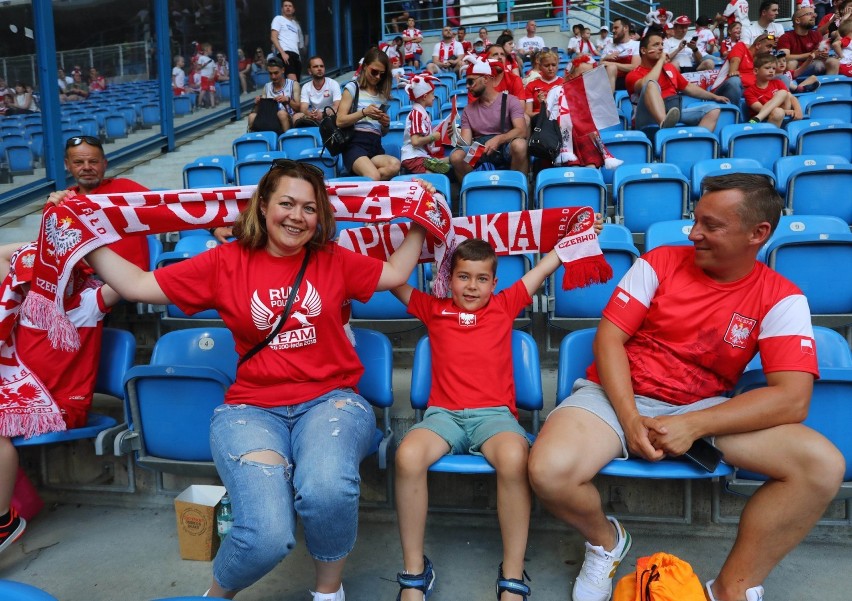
[209,389,375,591]
[342,130,386,173]
[408,406,529,455]
[633,80,719,129]
[552,378,729,459]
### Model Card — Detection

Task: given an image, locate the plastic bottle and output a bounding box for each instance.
[216,493,233,541]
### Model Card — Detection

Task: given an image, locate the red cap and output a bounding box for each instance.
[673,15,692,26]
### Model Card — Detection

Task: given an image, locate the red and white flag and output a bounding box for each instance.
[562,66,620,133]
[429,95,459,157]
[463,141,486,167]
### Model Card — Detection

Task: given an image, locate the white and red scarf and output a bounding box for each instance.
[7,182,609,437]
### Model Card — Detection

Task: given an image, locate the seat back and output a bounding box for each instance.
[772,154,848,197]
[460,170,528,216]
[535,167,606,213]
[720,123,787,169]
[655,127,719,178]
[277,128,320,154]
[95,328,137,400]
[690,158,765,202]
[613,163,689,234]
[556,328,597,401]
[599,130,653,185]
[807,97,852,122]
[351,328,394,409]
[645,219,694,251]
[235,157,273,186]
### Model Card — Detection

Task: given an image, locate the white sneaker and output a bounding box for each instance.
[311,584,345,601]
[572,516,632,601]
[706,579,765,601]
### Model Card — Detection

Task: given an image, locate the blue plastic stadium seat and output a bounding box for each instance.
[599,130,653,186]
[277,128,320,155]
[690,158,773,203]
[410,331,542,474]
[460,170,528,216]
[654,126,719,178]
[720,123,787,169]
[645,219,695,251]
[613,163,689,236]
[535,167,606,213]
[773,155,852,221]
[233,131,276,160]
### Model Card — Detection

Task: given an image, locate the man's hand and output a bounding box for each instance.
[709,93,730,103]
[482,136,502,154]
[46,190,72,207]
[623,414,668,461]
[648,414,700,457]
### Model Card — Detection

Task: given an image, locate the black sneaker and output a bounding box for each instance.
[0,508,26,555]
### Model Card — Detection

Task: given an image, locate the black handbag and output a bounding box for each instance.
[527,103,562,161]
[320,83,359,157]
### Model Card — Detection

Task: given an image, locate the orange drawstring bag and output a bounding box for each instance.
[613,552,705,601]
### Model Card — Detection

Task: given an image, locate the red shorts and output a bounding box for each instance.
[200,76,216,92]
[840,63,852,77]
[172,87,186,96]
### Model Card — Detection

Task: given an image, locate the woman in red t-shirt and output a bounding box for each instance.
[80,162,428,601]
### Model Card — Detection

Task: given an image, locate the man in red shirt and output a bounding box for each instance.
[529,173,843,601]
[778,6,839,73]
[744,52,804,125]
[625,33,730,131]
[64,136,151,271]
[714,32,779,109]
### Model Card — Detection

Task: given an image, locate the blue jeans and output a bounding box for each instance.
[210,389,375,591]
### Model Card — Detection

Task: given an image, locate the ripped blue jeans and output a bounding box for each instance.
[209,389,375,592]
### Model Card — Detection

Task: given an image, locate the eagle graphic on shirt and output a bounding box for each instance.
[250,281,322,331]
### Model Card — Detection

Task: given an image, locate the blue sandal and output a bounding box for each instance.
[396,555,436,601]
[496,563,531,601]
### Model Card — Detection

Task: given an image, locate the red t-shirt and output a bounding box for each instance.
[778,30,823,56]
[154,242,383,407]
[407,280,532,416]
[745,79,788,115]
[625,63,687,99]
[587,246,819,405]
[468,70,526,104]
[525,76,563,113]
[727,41,757,87]
[16,287,107,428]
[70,178,151,271]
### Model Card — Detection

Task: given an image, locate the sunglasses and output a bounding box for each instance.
[271,158,325,178]
[367,67,386,78]
[65,135,102,149]
[465,77,481,86]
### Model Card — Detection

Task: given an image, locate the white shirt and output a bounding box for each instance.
[197,55,215,78]
[567,35,582,53]
[696,28,717,57]
[723,0,752,27]
[300,77,342,111]
[518,35,546,54]
[597,36,615,56]
[271,14,303,55]
[613,40,641,57]
[741,21,785,45]
[664,37,695,67]
[172,66,186,88]
[432,40,464,63]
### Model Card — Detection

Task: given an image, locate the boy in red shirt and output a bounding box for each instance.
[745,52,803,125]
[391,221,603,601]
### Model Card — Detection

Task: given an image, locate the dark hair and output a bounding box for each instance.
[356,47,392,98]
[753,51,778,69]
[759,0,778,13]
[267,57,284,69]
[695,15,712,26]
[701,174,783,234]
[495,33,514,48]
[451,239,498,275]
[307,55,324,65]
[639,32,662,50]
[613,17,630,28]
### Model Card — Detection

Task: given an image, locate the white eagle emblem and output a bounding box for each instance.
[44,214,83,257]
[251,281,323,331]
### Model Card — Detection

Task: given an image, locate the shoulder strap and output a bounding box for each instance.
[347,81,360,114]
[500,91,508,132]
[238,248,311,367]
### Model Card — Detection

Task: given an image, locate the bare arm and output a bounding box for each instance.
[85,246,170,305]
[683,82,730,103]
[376,224,426,291]
[389,283,415,305]
[270,29,287,61]
[336,87,379,128]
[651,371,813,456]
[0,242,25,280]
[728,55,742,76]
[594,318,667,460]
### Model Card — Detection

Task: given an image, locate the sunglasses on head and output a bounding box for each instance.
[271,158,325,178]
[65,135,102,149]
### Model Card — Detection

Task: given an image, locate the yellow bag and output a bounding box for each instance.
[612,552,705,601]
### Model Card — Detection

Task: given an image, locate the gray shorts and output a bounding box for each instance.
[408,406,529,456]
[552,379,729,458]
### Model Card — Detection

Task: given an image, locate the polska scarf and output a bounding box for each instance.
[8,181,609,437]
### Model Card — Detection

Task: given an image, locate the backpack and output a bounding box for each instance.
[250,98,284,136]
[319,83,359,157]
[613,553,706,601]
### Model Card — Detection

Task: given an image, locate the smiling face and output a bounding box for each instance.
[450,259,497,312]
[688,189,764,282]
[262,176,318,257]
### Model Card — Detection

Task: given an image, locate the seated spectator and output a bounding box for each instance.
[449,58,529,181]
[298,55,342,126]
[831,19,852,76]
[525,49,562,118]
[237,49,253,93]
[496,33,521,76]
[600,18,641,92]
[172,55,187,96]
[626,33,729,132]
[0,244,122,557]
[456,26,473,54]
[529,172,843,601]
[9,82,36,114]
[400,75,451,175]
[596,26,614,56]
[481,44,526,102]
[818,0,852,35]
[88,67,106,93]
[0,77,9,99]
[248,57,300,134]
[215,53,230,83]
[665,15,717,72]
[578,28,600,56]
[336,48,399,181]
[251,47,267,79]
[694,15,719,55]
[644,7,674,36]
[478,26,491,47]
[64,71,89,102]
[746,52,804,125]
[713,32,780,109]
[720,21,742,58]
[774,51,820,92]
[428,26,465,75]
[517,20,546,61]
[566,24,584,57]
[778,7,839,73]
[57,68,73,98]
[385,36,405,74]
